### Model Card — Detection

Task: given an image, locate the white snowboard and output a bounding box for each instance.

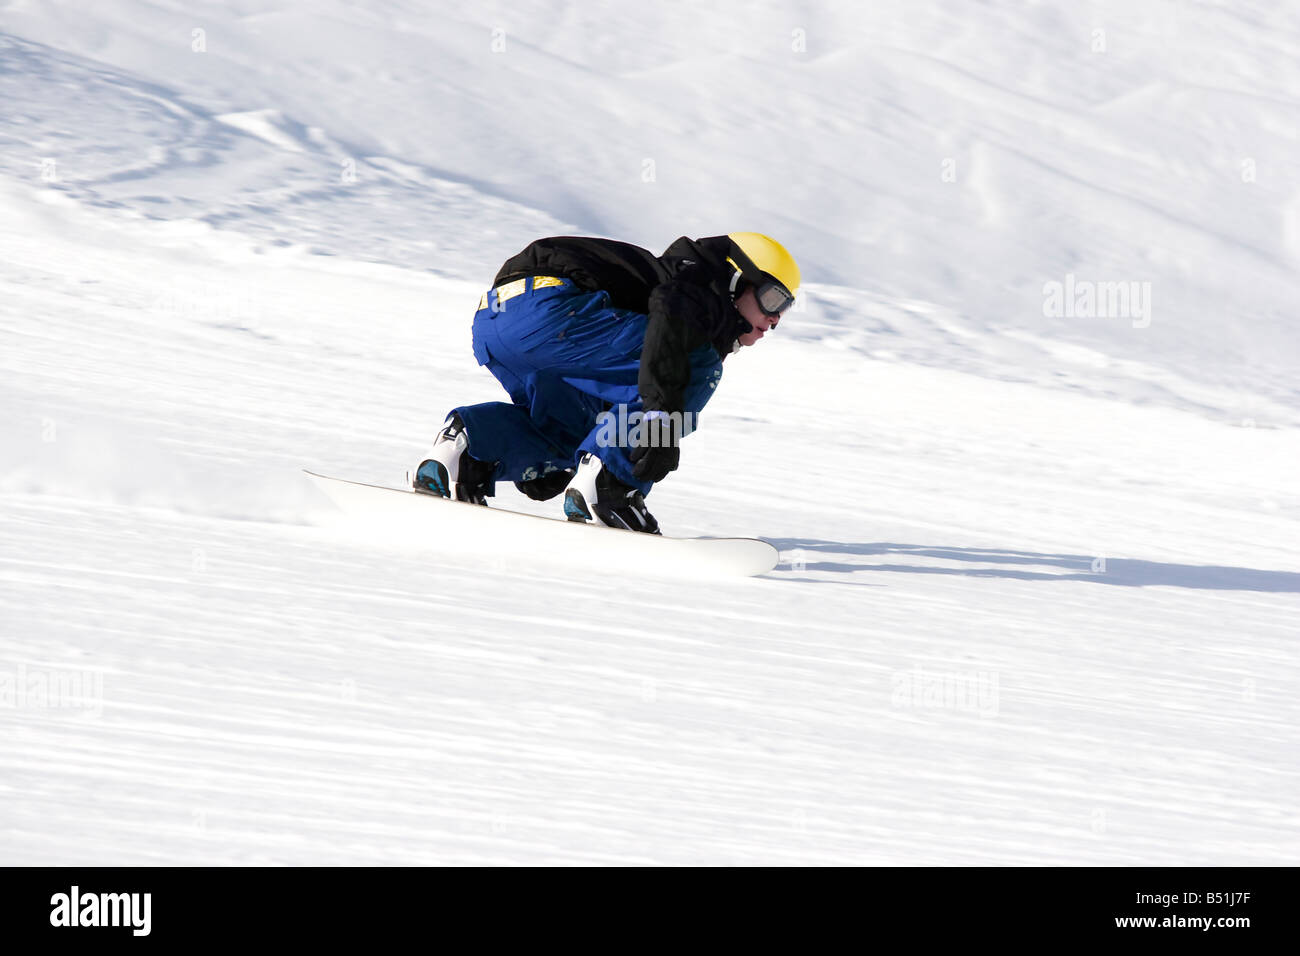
[304,471,780,577]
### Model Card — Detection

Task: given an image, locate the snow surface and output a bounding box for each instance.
[1,0,1297,865]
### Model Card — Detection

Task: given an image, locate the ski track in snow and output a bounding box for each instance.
[2,1,1298,864]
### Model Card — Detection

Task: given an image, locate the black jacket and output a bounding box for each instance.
[493,235,747,414]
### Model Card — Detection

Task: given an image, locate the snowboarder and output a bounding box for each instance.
[413,232,800,534]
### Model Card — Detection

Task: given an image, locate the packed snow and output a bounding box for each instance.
[1,0,1297,864]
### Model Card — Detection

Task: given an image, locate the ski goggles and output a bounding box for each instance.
[753,276,795,319]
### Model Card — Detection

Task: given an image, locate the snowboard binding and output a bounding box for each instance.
[413,414,494,505]
[563,454,660,534]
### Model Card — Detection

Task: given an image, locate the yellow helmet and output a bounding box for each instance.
[727,232,801,299]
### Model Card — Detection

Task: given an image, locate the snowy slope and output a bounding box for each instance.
[1,0,1298,865]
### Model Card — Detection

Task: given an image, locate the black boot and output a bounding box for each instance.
[562,454,660,534]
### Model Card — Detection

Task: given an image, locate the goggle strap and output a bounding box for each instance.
[725,256,743,294]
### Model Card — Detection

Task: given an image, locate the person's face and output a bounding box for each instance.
[735,287,784,347]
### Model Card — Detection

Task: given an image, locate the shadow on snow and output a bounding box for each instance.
[767,540,1300,592]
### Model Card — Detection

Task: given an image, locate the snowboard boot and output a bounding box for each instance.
[412,414,494,505]
[562,453,661,534]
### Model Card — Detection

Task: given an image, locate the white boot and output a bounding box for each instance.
[412,414,492,505]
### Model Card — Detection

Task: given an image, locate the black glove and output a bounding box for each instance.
[629,411,681,483]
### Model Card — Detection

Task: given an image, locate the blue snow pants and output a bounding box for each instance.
[451,275,723,496]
